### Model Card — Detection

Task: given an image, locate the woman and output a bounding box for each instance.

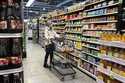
[43,25,59,68]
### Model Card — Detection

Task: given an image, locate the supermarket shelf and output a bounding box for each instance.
[0,33,22,38]
[51,18,65,21]
[78,66,97,79]
[99,40,125,49]
[51,0,105,17]
[53,8,85,17]
[83,20,118,24]
[81,51,101,59]
[66,38,82,42]
[101,56,125,66]
[50,0,117,18]
[83,29,117,31]
[65,31,82,34]
[53,23,66,26]
[65,24,83,27]
[80,58,98,66]
[83,45,100,51]
[98,67,111,76]
[56,31,65,34]
[82,40,101,45]
[85,0,105,7]
[67,17,83,21]
[98,67,125,83]
[82,40,125,49]
[68,51,80,58]
[0,67,23,75]
[65,8,85,15]
[112,72,125,83]
[85,3,120,12]
[82,34,100,38]
[83,12,118,19]
[54,28,65,30]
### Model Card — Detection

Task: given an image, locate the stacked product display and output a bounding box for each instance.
[52,20,66,34]
[0,0,24,83]
[0,0,23,33]
[47,0,125,83]
[38,15,49,48]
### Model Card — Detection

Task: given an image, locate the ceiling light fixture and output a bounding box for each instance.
[43,8,46,10]
[26,0,35,7]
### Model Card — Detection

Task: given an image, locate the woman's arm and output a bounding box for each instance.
[53,31,60,38]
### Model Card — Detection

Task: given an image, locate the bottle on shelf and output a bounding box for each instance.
[0,0,7,30]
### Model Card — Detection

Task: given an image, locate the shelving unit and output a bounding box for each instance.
[0,33,22,38]
[0,0,24,82]
[47,0,125,83]
[100,56,125,66]
[78,66,97,79]
[0,67,23,75]
[98,67,125,83]
[38,16,47,48]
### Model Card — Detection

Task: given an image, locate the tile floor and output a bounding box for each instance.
[23,41,97,83]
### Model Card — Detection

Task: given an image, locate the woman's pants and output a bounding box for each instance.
[44,44,54,67]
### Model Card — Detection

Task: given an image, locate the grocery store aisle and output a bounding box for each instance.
[23,41,96,83]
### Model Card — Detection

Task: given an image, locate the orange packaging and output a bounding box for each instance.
[122,34,125,42]
[108,33,113,41]
[101,46,108,55]
[111,33,117,41]
[116,34,122,41]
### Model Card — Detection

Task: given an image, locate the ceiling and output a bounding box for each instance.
[23,0,84,19]
[24,0,69,5]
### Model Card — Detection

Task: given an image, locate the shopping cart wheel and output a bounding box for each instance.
[61,77,64,81]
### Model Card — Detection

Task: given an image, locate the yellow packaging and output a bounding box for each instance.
[112,64,119,74]
[111,33,116,41]
[120,66,125,77]
[113,48,119,58]
[117,34,122,41]
[121,71,125,77]
[107,79,111,83]
[119,50,125,60]
[100,46,107,55]
[122,34,125,42]
[107,62,112,71]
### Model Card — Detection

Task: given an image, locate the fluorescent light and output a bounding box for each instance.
[24,19,29,22]
[43,8,46,10]
[26,0,35,7]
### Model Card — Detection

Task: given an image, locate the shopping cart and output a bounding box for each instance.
[51,52,76,81]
